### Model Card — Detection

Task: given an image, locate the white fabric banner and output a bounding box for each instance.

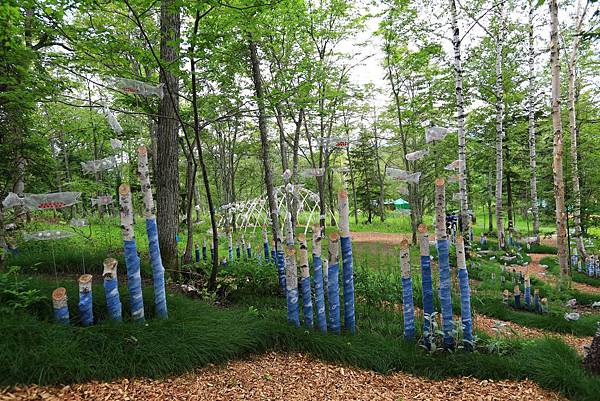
[108,77,163,98]
[425,126,450,143]
[405,149,428,161]
[2,192,81,210]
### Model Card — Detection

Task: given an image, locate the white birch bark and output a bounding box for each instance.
[567,0,589,260]
[118,184,135,241]
[528,0,540,243]
[450,0,470,238]
[495,1,506,248]
[549,0,570,277]
[137,146,155,219]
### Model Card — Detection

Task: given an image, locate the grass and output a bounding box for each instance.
[541,256,600,288]
[2,277,600,401]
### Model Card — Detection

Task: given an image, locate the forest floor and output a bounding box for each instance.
[1,352,567,401]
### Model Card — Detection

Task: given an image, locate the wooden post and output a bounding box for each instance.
[435,178,454,348]
[338,190,356,334]
[400,239,415,341]
[312,224,327,333]
[78,274,93,326]
[456,235,473,350]
[284,245,299,327]
[298,234,313,328]
[103,257,122,321]
[418,224,435,348]
[52,287,69,325]
[328,233,341,334]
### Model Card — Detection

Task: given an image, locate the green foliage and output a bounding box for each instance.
[0,266,45,313]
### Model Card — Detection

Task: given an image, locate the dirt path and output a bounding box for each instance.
[0,352,567,401]
[351,231,411,245]
[512,253,600,295]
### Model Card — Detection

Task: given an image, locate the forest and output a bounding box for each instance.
[1,0,600,400]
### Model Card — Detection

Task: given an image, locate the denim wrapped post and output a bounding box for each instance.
[327,233,341,334]
[202,238,207,261]
[435,178,454,349]
[235,239,241,259]
[276,237,286,293]
[78,274,93,326]
[246,240,252,258]
[103,258,122,321]
[271,240,277,266]
[400,239,415,341]
[210,240,215,263]
[228,229,234,262]
[338,190,356,334]
[534,288,541,313]
[284,245,300,327]
[312,224,327,333]
[514,285,521,308]
[52,287,69,325]
[262,227,270,262]
[195,242,200,263]
[456,235,473,351]
[138,146,167,319]
[241,235,246,258]
[418,224,435,348]
[298,234,313,328]
[118,184,144,322]
[524,274,531,310]
[571,248,578,270]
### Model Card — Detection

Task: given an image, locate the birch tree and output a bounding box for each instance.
[567,0,589,260]
[494,1,506,248]
[527,0,540,243]
[548,0,569,277]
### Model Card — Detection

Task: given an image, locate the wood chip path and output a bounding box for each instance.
[0,352,567,401]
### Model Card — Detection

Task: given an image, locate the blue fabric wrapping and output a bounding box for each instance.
[515,294,521,308]
[402,277,415,341]
[534,293,541,313]
[276,250,286,292]
[457,268,473,349]
[420,255,435,345]
[54,305,69,325]
[247,246,251,258]
[104,277,122,321]
[525,286,531,310]
[146,218,168,319]
[211,246,215,262]
[571,254,578,269]
[229,245,234,261]
[264,242,270,262]
[271,249,276,265]
[195,245,200,263]
[236,245,240,259]
[340,236,356,334]
[436,239,454,348]
[328,261,341,334]
[300,276,313,328]
[78,288,93,327]
[124,239,145,322]
[312,254,327,333]
[202,244,207,261]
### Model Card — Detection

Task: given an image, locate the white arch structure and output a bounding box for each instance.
[217,186,334,235]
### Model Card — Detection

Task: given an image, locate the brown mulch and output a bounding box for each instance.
[0,352,567,401]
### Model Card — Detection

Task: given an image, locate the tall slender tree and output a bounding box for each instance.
[528,0,540,243]
[494,1,506,248]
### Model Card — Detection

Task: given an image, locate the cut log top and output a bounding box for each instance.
[400,239,409,250]
[418,224,430,256]
[435,177,445,187]
[79,274,93,285]
[52,287,67,301]
[103,258,118,278]
[329,232,339,242]
[118,184,130,196]
[297,234,307,248]
[137,145,147,155]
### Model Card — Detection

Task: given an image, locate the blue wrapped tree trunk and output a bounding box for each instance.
[327,233,341,334]
[195,242,200,262]
[228,229,234,261]
[118,184,145,322]
[276,239,286,293]
[298,234,313,328]
[247,242,252,258]
[400,239,415,341]
[456,235,473,351]
[262,227,270,262]
[418,224,435,348]
[514,285,521,308]
[435,178,454,349]
[52,287,69,325]
[202,239,207,261]
[78,274,93,326]
[534,288,541,313]
[338,190,356,334]
[284,245,300,327]
[236,239,241,259]
[524,274,531,310]
[103,258,122,321]
[312,224,327,333]
[138,146,167,319]
[210,241,215,262]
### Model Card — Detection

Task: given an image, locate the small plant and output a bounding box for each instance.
[0,266,45,313]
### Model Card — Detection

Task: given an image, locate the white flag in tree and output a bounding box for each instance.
[2,192,81,210]
[301,168,325,177]
[425,126,450,143]
[405,149,429,161]
[387,168,421,183]
[103,106,123,134]
[110,138,123,149]
[24,230,75,241]
[108,77,163,98]
[91,195,114,207]
[81,156,120,174]
[444,160,461,171]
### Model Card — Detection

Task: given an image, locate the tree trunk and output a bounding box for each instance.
[505,146,514,232]
[487,170,494,233]
[528,0,540,243]
[450,0,470,241]
[568,0,588,260]
[549,0,569,278]
[494,2,505,248]
[249,40,281,248]
[156,0,181,271]
[182,144,196,265]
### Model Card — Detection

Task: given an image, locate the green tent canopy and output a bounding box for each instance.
[393,198,410,211]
